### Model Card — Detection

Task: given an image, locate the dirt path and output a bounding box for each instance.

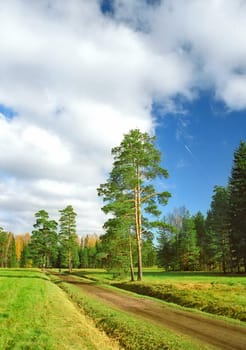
[58,274,246,350]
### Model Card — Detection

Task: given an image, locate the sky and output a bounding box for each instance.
[0,0,245,236]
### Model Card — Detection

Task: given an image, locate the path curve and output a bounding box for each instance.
[58,274,246,350]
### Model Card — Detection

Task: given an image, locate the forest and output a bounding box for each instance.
[0,131,245,277]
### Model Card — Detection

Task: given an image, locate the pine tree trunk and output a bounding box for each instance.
[68,248,72,272]
[129,238,135,281]
[134,186,142,281]
[135,165,143,281]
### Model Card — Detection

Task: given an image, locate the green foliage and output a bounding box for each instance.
[0,227,8,268]
[59,205,79,271]
[206,186,231,273]
[0,229,17,268]
[20,244,31,267]
[193,212,207,269]
[158,208,199,271]
[98,129,171,280]
[228,141,246,271]
[30,210,58,268]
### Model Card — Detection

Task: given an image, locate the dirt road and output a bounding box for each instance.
[58,274,246,350]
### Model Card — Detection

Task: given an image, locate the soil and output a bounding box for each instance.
[58,274,246,350]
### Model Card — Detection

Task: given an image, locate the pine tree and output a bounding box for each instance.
[0,227,7,267]
[178,213,199,271]
[193,212,207,270]
[228,141,246,272]
[59,205,78,272]
[98,129,171,280]
[206,186,231,273]
[31,210,58,268]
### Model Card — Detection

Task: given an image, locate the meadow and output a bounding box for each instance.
[0,269,119,350]
[1,268,245,350]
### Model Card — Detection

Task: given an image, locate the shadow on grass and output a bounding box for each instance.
[142,271,246,278]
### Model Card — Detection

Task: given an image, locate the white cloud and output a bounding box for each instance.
[0,0,246,234]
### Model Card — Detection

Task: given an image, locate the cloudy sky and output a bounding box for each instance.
[0,0,245,235]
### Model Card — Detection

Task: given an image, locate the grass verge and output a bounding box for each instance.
[112,281,246,322]
[0,269,119,350]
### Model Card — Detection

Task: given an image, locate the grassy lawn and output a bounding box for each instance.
[72,268,246,322]
[0,269,119,350]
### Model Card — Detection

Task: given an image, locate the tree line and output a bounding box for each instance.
[0,130,245,277]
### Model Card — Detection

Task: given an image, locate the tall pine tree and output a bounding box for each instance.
[228,141,246,272]
[31,210,58,268]
[59,205,79,272]
[98,129,171,280]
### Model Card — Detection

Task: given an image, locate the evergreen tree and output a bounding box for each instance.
[59,205,78,272]
[100,217,135,278]
[228,141,246,272]
[0,227,7,267]
[206,186,231,273]
[31,210,58,268]
[7,233,17,267]
[178,213,199,270]
[20,244,31,267]
[193,212,207,270]
[157,224,177,270]
[98,129,170,281]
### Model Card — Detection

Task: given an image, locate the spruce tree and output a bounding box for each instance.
[228,141,246,272]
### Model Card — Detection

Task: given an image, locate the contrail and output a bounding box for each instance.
[184,144,197,160]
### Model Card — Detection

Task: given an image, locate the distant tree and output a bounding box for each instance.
[157,207,200,271]
[193,212,207,270]
[98,129,171,281]
[157,223,177,270]
[0,229,16,268]
[7,233,17,267]
[142,238,157,267]
[20,244,31,267]
[0,227,7,267]
[79,246,89,268]
[30,210,58,268]
[206,186,231,273]
[228,141,246,272]
[178,213,199,270]
[15,233,30,265]
[59,205,79,272]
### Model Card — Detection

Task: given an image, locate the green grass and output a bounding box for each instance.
[0,269,119,350]
[54,276,214,350]
[71,268,246,322]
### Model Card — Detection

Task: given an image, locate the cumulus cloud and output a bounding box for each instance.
[0,0,245,234]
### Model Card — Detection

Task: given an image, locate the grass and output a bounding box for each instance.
[71,268,246,322]
[0,269,119,350]
[54,275,214,350]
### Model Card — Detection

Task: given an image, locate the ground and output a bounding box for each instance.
[59,274,246,350]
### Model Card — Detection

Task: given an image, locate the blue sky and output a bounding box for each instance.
[155,93,246,216]
[0,0,246,234]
